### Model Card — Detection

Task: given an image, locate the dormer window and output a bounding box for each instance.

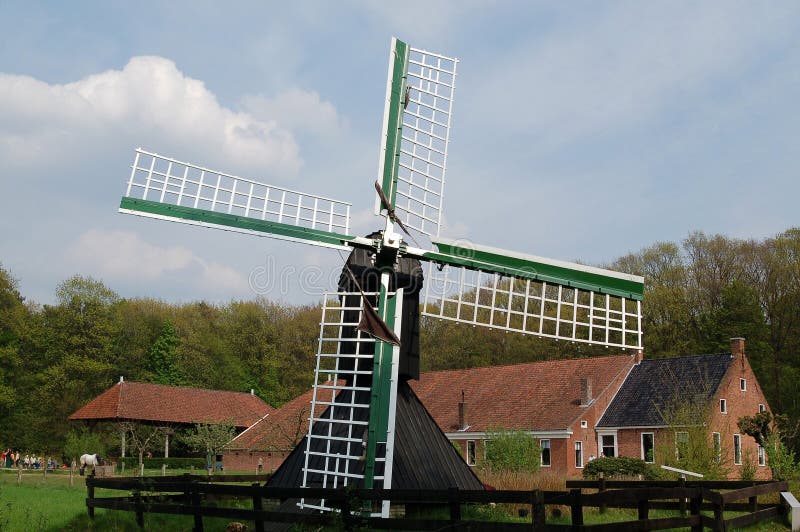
[740,378,746,391]
[720,399,727,414]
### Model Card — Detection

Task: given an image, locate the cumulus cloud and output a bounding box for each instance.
[241,88,344,138]
[0,56,302,174]
[67,229,250,294]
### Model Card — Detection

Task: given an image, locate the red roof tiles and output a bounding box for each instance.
[410,354,636,432]
[229,382,341,451]
[68,381,273,428]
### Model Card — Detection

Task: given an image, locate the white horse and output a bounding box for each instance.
[79,454,104,476]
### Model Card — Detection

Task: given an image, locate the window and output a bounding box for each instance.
[467,440,476,466]
[641,433,655,463]
[734,434,742,465]
[720,399,727,414]
[575,441,583,468]
[600,434,616,458]
[676,432,689,460]
[740,378,746,391]
[540,439,551,467]
[581,420,588,428]
[712,432,722,464]
[759,404,766,413]
[758,445,765,466]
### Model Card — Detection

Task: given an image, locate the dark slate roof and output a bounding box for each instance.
[267,380,483,491]
[597,353,733,428]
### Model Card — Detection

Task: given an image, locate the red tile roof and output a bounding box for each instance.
[228,382,341,451]
[68,381,273,428]
[410,354,637,432]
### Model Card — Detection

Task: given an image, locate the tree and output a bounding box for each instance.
[181,420,237,471]
[148,321,184,385]
[63,427,106,464]
[118,422,163,470]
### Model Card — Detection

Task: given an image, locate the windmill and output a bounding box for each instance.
[119,38,644,516]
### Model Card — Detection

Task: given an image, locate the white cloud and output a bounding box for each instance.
[0,56,302,174]
[66,229,250,294]
[241,88,344,138]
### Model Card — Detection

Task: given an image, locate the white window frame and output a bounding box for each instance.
[575,441,583,468]
[466,440,476,466]
[581,420,588,428]
[720,398,727,414]
[540,439,551,467]
[641,432,655,463]
[712,432,722,464]
[599,433,617,458]
[759,404,766,413]
[733,434,742,465]
[758,444,765,466]
[740,378,746,391]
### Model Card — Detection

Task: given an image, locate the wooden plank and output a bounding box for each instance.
[724,506,782,529]
[581,515,699,532]
[583,487,698,506]
[720,481,788,503]
[566,480,776,489]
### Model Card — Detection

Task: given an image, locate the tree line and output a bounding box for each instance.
[0,227,798,457]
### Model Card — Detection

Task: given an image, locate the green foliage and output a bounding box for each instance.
[62,427,106,463]
[117,456,206,470]
[181,420,237,456]
[738,411,772,447]
[764,432,798,481]
[148,321,184,385]
[740,449,757,481]
[483,427,541,473]
[582,456,649,479]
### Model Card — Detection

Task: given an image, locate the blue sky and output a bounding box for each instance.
[1,1,799,305]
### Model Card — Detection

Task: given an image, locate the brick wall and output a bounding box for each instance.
[222,449,290,474]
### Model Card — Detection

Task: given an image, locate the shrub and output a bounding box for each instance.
[118,457,206,470]
[582,456,649,479]
[483,427,541,473]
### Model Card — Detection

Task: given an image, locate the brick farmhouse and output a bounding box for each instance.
[228,338,771,479]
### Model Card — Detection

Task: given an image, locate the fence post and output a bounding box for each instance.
[532,489,545,529]
[134,490,144,528]
[570,488,583,530]
[714,495,726,532]
[598,472,607,514]
[17,467,21,485]
[638,497,649,520]
[86,476,95,519]
[69,467,74,487]
[689,489,702,532]
[252,482,265,532]
[191,483,204,532]
[448,487,461,524]
[679,476,687,516]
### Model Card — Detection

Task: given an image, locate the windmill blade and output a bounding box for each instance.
[375,38,458,238]
[413,237,644,349]
[120,149,354,250]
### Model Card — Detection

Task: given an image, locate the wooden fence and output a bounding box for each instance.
[86,474,790,531]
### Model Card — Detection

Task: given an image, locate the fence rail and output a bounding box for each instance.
[86,475,790,531]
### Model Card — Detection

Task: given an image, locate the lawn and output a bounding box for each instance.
[0,468,795,531]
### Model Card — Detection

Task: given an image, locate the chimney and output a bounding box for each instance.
[119,376,124,384]
[730,338,745,358]
[458,390,468,430]
[580,377,592,406]
[250,388,255,395]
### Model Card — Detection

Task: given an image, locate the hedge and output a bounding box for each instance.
[582,456,655,479]
[117,457,207,470]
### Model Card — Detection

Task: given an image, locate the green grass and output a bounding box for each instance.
[0,469,795,531]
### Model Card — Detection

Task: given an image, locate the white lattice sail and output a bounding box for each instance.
[301,291,402,517]
[121,149,352,249]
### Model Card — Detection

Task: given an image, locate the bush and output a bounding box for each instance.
[483,427,541,473]
[765,432,798,480]
[117,457,206,470]
[63,427,106,463]
[582,456,649,479]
